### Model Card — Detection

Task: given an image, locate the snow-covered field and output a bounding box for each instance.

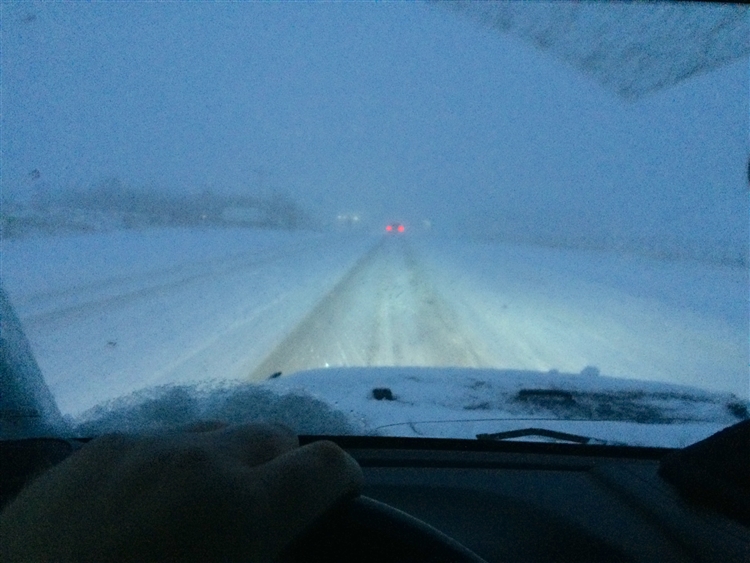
[2,228,378,414]
[415,237,748,399]
[2,227,747,446]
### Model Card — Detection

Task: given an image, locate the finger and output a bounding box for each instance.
[246,440,364,559]
[203,423,299,467]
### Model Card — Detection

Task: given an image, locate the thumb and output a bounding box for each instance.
[249,440,364,558]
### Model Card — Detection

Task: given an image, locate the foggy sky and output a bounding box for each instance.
[2,1,747,248]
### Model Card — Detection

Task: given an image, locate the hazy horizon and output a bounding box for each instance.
[2,2,747,250]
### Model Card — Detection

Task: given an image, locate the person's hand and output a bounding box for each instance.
[0,422,364,562]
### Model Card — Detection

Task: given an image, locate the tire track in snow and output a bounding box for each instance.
[249,238,491,379]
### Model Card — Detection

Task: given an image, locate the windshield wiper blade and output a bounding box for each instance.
[476,427,592,444]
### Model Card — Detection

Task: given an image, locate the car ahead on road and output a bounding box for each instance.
[1,1,748,562]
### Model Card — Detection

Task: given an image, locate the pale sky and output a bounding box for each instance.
[2,1,747,250]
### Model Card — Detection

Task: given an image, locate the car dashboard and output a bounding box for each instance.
[2,432,748,563]
[320,436,748,563]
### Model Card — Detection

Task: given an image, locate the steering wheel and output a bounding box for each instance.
[1,439,486,561]
[277,495,487,562]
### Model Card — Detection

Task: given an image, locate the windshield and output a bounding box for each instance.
[2,1,748,448]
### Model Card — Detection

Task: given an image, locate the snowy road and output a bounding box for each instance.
[3,228,747,416]
[253,235,747,402]
[251,238,491,379]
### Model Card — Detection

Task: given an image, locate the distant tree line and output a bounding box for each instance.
[58,178,314,229]
[1,178,317,238]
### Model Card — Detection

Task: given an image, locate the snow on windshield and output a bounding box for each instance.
[1,2,747,445]
[447,2,750,99]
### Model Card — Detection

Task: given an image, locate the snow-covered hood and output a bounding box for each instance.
[70,366,747,449]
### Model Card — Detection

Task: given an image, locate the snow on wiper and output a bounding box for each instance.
[476,427,610,445]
